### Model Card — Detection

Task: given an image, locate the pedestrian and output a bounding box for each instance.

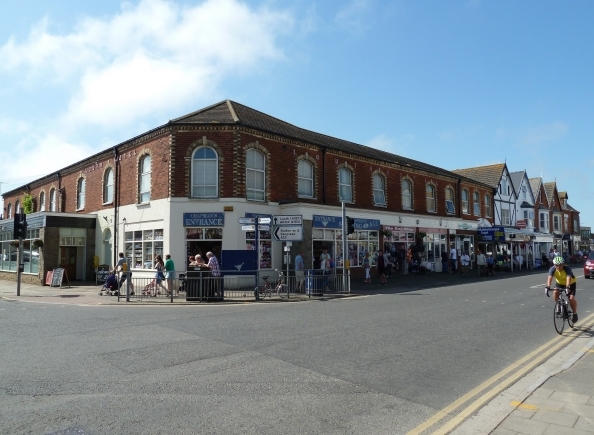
[206,251,222,298]
[319,247,332,291]
[460,251,470,276]
[377,249,388,285]
[450,244,457,274]
[441,249,449,274]
[154,255,168,295]
[363,251,371,283]
[476,250,486,276]
[294,251,305,292]
[164,254,176,296]
[114,252,134,295]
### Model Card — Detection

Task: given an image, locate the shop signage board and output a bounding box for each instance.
[184,212,225,227]
[312,215,380,231]
[273,226,303,241]
[477,226,505,242]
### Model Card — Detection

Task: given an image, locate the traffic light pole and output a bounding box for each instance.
[16,236,23,296]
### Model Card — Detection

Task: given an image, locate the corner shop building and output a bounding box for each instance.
[1,100,494,285]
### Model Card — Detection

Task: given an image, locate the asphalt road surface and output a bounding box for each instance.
[1,273,593,435]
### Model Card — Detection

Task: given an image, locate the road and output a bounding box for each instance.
[1,273,593,435]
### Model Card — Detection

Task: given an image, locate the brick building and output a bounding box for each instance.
[1,100,495,285]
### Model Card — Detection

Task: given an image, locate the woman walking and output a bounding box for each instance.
[363,252,371,283]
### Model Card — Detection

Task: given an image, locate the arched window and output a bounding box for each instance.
[49,189,56,212]
[445,187,455,214]
[7,203,12,219]
[103,168,114,203]
[246,149,265,201]
[338,168,353,202]
[462,189,469,214]
[192,147,218,198]
[39,192,45,212]
[15,200,20,214]
[139,155,151,203]
[298,160,314,198]
[426,185,436,212]
[77,178,85,209]
[473,192,480,216]
[401,179,412,209]
[373,174,386,206]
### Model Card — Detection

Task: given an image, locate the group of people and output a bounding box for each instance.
[141,254,176,296]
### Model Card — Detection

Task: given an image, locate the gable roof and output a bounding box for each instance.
[451,163,506,189]
[529,177,541,198]
[171,100,489,184]
[509,171,525,193]
[543,182,557,207]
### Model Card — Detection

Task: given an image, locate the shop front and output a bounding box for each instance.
[418,227,448,272]
[183,213,224,268]
[382,225,415,274]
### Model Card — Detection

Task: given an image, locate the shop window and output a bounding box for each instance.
[185,227,223,268]
[139,155,151,203]
[313,227,378,269]
[473,192,480,216]
[192,147,218,198]
[426,185,436,212]
[77,178,85,210]
[0,228,40,273]
[298,160,314,198]
[484,195,491,217]
[246,227,271,269]
[338,168,353,202]
[246,149,265,201]
[125,229,163,269]
[373,174,385,206]
[401,179,412,209]
[462,189,469,214]
[103,168,114,204]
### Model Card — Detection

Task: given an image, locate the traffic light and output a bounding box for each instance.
[346,216,355,235]
[13,213,28,239]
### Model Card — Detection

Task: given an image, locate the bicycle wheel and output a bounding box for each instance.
[262,285,271,298]
[554,300,565,335]
[276,284,288,298]
[566,303,574,328]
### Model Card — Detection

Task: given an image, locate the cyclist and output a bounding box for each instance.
[545,256,578,323]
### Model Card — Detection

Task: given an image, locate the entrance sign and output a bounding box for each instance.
[238,217,255,224]
[273,215,303,226]
[273,226,303,241]
[184,212,224,227]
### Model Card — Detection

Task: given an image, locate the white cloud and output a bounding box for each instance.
[0,0,293,128]
[335,0,372,31]
[365,133,413,155]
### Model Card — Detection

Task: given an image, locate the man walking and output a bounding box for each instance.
[206,251,222,298]
[294,251,305,293]
[450,244,457,274]
[476,249,486,277]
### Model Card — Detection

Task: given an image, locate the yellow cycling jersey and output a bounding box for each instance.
[549,265,577,286]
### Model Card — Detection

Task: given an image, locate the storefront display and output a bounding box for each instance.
[382,226,415,273]
[125,229,164,269]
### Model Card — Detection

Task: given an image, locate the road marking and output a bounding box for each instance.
[407,311,594,435]
[510,400,537,410]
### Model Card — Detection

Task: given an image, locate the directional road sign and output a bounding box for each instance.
[238,217,255,224]
[273,226,303,241]
[258,217,271,224]
[241,225,256,231]
[273,215,302,226]
[258,225,270,231]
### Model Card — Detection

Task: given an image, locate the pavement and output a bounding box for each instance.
[1,264,593,435]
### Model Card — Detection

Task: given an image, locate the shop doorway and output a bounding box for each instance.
[186,241,222,268]
[60,246,77,281]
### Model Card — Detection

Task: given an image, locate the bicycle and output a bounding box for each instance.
[549,286,574,334]
[275,269,289,298]
[255,275,273,299]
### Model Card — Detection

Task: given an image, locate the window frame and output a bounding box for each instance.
[338,167,353,203]
[7,203,12,219]
[39,192,45,212]
[297,160,314,198]
[445,188,455,214]
[473,192,480,216]
[246,149,266,201]
[501,208,510,226]
[462,189,469,214]
[191,146,219,199]
[103,168,114,204]
[484,195,491,217]
[49,188,56,212]
[401,179,412,209]
[77,178,85,210]
[373,174,386,206]
[426,185,436,212]
[139,154,152,204]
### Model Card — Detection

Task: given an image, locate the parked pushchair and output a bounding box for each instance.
[99,271,119,296]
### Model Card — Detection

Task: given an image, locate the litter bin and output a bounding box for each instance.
[186,266,211,301]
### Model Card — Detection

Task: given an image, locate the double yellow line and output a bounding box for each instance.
[407,312,594,435]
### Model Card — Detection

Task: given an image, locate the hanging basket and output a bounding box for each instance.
[9,240,19,248]
[381,230,393,238]
[33,239,44,248]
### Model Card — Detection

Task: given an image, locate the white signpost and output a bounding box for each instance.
[241,225,256,231]
[272,215,302,226]
[238,217,255,224]
[272,226,303,241]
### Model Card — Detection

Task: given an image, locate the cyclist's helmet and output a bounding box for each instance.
[553,256,564,266]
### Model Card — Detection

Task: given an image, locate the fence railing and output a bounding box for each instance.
[108,269,350,302]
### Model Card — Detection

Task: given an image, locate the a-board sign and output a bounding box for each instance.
[50,268,65,287]
[45,270,54,286]
[96,264,110,283]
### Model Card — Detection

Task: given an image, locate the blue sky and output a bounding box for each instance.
[0,0,592,226]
